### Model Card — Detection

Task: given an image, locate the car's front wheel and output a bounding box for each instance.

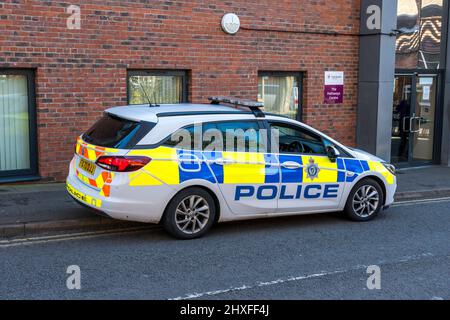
[344,178,384,221]
[162,187,216,239]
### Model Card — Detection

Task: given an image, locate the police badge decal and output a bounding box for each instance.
[306,157,320,180]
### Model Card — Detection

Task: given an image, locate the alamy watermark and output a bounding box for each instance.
[169,123,280,157]
[66,265,81,290]
[366,5,381,30]
[366,265,381,290]
[66,5,81,30]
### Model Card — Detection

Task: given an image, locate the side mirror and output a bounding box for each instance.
[326,146,340,163]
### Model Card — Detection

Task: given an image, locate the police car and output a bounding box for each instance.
[66,96,397,239]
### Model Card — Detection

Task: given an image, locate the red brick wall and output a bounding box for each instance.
[0,0,360,182]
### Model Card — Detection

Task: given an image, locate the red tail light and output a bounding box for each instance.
[96,156,151,172]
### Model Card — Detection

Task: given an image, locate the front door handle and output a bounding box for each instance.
[281,161,301,169]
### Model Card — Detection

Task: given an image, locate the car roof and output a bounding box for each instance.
[106,103,251,123]
[105,103,354,155]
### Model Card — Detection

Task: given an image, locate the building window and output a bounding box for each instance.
[0,69,38,181]
[258,72,302,120]
[395,0,444,70]
[127,70,188,105]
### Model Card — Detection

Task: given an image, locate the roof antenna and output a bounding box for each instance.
[151,88,160,107]
[138,82,155,108]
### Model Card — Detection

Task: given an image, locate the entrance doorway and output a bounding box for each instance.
[391,74,439,165]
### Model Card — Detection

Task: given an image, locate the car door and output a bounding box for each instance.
[203,120,280,215]
[269,121,347,213]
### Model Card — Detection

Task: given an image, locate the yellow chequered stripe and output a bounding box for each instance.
[67,182,102,208]
[302,156,338,183]
[76,140,96,162]
[76,170,93,186]
[223,152,265,184]
[75,168,114,189]
[128,146,180,185]
[76,137,119,162]
[75,168,114,197]
[367,161,395,185]
[104,147,119,153]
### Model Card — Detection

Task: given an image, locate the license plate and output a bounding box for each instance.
[79,158,96,175]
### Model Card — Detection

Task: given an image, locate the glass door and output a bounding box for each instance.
[411,75,437,162]
[391,74,438,164]
[391,75,413,163]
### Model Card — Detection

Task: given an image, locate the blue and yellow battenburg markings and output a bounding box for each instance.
[343,159,365,183]
[366,160,395,185]
[264,154,280,183]
[342,159,394,185]
[279,155,302,183]
[125,146,394,187]
[178,150,216,183]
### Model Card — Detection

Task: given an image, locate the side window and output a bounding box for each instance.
[208,121,265,153]
[162,121,266,152]
[162,125,196,150]
[270,122,326,155]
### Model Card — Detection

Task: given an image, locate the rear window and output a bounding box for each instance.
[82,114,153,149]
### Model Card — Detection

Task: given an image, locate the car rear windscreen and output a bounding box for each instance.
[82,113,153,149]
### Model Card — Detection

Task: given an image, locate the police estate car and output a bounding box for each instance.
[66,97,396,239]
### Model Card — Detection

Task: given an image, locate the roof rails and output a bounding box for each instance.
[208,96,265,118]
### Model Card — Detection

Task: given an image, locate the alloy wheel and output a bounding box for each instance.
[175,195,210,234]
[352,185,380,218]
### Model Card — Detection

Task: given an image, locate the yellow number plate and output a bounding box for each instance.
[79,158,96,175]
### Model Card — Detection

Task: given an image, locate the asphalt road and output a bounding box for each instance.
[1,199,450,300]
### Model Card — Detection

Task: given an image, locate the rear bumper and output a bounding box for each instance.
[70,196,111,218]
[66,173,173,224]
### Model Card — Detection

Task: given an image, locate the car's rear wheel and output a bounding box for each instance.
[344,178,384,221]
[162,187,216,239]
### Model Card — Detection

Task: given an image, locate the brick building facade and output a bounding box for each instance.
[1,0,449,183]
[0,0,361,182]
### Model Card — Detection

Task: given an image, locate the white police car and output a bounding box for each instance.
[66,96,396,239]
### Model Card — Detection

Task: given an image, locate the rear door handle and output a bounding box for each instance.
[281,161,301,169]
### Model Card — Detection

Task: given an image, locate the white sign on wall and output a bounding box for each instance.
[324,71,344,86]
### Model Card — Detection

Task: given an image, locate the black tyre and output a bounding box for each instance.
[162,187,216,239]
[344,178,384,221]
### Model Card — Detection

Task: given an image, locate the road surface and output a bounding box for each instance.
[1,198,449,300]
